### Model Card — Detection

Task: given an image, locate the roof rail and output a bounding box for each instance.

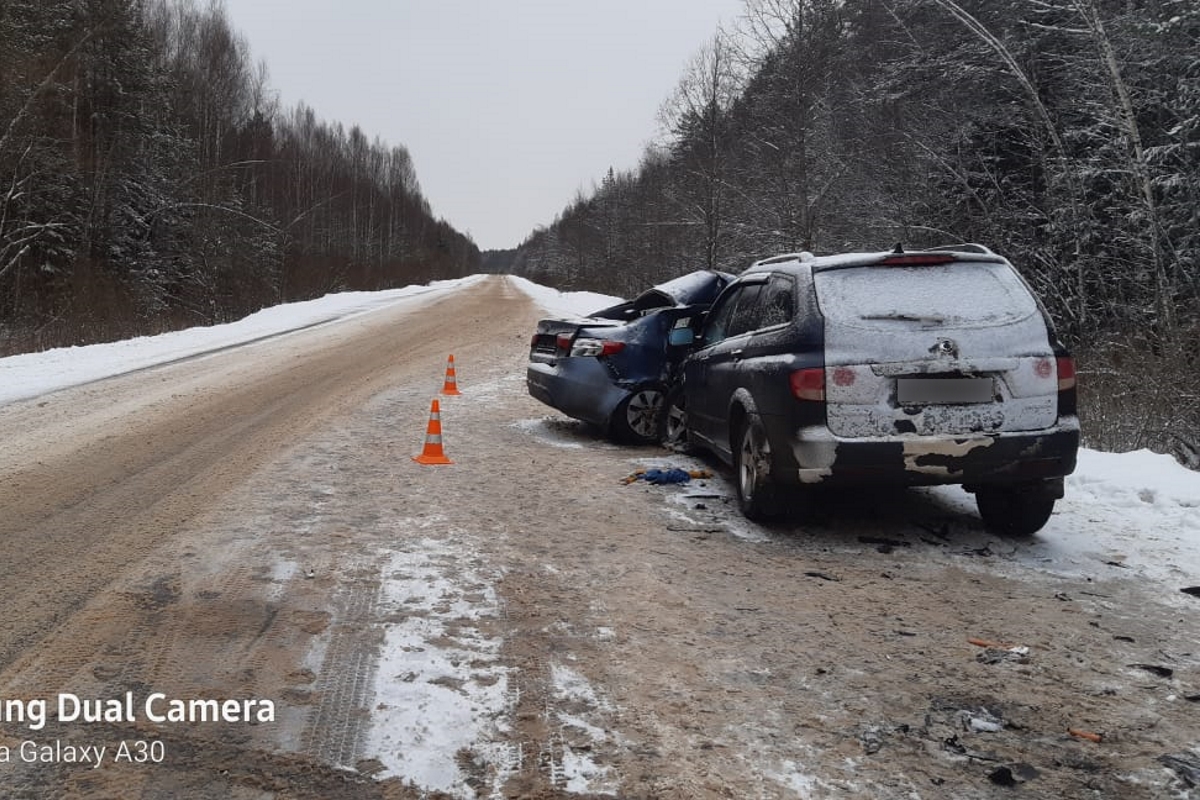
[926,243,996,255]
[753,251,814,267]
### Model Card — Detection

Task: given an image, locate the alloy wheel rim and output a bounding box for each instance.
[739,425,768,499]
[627,390,663,439]
[665,400,686,443]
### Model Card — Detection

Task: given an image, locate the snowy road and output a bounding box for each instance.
[0,275,1197,799]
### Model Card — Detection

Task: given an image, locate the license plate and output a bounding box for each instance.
[896,377,994,405]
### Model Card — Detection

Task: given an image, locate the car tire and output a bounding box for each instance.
[659,386,692,452]
[975,486,1055,536]
[734,414,782,521]
[612,384,666,445]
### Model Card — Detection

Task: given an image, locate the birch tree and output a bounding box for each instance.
[659,34,743,270]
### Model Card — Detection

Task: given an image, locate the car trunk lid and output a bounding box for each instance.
[814,261,1060,437]
[529,318,619,361]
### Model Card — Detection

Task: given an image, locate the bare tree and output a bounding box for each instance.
[658,34,743,270]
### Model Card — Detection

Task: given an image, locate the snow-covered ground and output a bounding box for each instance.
[3,274,1197,796]
[0,276,485,406]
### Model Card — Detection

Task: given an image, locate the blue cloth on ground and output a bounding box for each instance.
[642,468,692,485]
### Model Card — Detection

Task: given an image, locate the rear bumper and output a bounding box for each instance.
[778,417,1079,488]
[526,360,628,427]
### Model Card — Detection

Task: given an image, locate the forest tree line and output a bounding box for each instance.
[0,0,478,354]
[510,0,1200,460]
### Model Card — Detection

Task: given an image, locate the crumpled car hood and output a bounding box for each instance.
[589,271,734,320]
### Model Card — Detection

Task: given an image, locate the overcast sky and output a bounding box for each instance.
[219,1,747,251]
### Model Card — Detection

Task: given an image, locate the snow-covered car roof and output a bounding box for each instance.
[745,245,1008,275]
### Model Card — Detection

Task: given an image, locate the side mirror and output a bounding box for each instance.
[668,328,695,347]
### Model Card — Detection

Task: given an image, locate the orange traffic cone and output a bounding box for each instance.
[440,354,462,396]
[412,398,453,465]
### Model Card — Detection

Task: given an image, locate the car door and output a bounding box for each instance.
[739,273,801,418]
[686,279,766,459]
[684,288,737,445]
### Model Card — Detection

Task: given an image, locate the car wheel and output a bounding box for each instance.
[975,486,1055,536]
[734,414,782,521]
[612,384,666,444]
[659,386,692,452]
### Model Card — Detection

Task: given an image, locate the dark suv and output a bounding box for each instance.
[668,246,1079,534]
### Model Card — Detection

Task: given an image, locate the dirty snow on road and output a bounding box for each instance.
[2,274,1198,798]
[368,522,514,795]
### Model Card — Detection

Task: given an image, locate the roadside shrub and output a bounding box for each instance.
[1076,328,1200,470]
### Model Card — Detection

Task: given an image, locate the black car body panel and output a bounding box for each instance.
[526,270,734,442]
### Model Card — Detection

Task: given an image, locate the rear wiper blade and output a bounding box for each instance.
[861,313,947,324]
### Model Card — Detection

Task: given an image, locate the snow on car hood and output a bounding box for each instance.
[589,271,733,320]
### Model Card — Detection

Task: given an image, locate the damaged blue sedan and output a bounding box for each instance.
[527,270,733,444]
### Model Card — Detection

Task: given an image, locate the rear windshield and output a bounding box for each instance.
[814,262,1038,329]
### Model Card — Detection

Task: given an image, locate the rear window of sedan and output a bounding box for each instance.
[814,262,1039,330]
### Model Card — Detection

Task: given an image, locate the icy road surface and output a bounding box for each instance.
[0,275,1197,799]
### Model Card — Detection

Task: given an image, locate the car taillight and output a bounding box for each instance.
[1056,356,1076,392]
[556,334,572,353]
[1055,355,1078,417]
[790,368,825,401]
[571,338,625,358]
[602,341,625,356]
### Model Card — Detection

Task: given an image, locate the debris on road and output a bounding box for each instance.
[961,709,1004,733]
[859,725,886,754]
[1158,752,1200,788]
[803,571,840,582]
[1067,727,1104,743]
[621,467,713,485]
[976,646,1031,665]
[1127,663,1174,679]
[967,636,1016,649]
[989,763,1040,786]
[858,535,911,552]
